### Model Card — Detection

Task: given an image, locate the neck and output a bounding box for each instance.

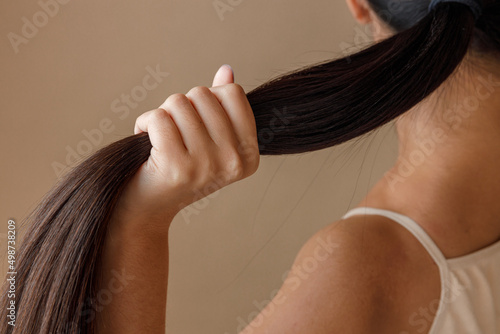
[359,60,500,258]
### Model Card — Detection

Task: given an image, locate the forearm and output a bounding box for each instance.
[90,65,257,333]
[95,209,174,334]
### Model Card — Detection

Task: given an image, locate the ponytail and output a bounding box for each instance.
[251,3,477,154]
[0,2,494,333]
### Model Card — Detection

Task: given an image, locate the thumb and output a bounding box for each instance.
[212,64,234,87]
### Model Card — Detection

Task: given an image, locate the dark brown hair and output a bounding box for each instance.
[1,1,499,333]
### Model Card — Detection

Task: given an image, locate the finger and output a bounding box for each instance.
[134,108,187,155]
[209,84,258,151]
[212,64,234,87]
[185,86,239,148]
[159,93,213,153]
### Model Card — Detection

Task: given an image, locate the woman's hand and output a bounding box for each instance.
[113,65,260,228]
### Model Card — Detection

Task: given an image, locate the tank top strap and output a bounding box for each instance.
[342,207,448,268]
[341,207,500,334]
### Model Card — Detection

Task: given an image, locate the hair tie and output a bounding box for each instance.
[428,0,483,20]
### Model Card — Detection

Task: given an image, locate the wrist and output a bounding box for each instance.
[109,176,180,235]
[109,202,176,237]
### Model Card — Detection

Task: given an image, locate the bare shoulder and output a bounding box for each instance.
[302,214,442,333]
[240,213,441,334]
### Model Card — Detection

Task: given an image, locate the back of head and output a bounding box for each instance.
[368,0,500,56]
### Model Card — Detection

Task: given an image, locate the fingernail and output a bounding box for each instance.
[223,64,234,79]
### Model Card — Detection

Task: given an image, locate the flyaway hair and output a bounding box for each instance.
[1,1,499,333]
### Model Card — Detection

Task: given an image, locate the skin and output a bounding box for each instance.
[95,1,500,333]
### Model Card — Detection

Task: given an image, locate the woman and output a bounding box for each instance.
[2,0,499,333]
[95,0,500,333]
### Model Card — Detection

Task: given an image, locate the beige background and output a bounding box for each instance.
[0,0,398,332]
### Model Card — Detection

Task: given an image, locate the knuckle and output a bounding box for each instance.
[188,86,211,98]
[166,93,189,107]
[135,113,145,124]
[169,161,195,188]
[247,149,260,176]
[226,83,245,96]
[238,138,260,174]
[224,150,245,180]
[136,110,154,125]
[150,109,169,122]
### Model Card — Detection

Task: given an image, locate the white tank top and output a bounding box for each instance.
[342,207,500,334]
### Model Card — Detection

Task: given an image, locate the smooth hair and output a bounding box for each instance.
[1,1,499,333]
